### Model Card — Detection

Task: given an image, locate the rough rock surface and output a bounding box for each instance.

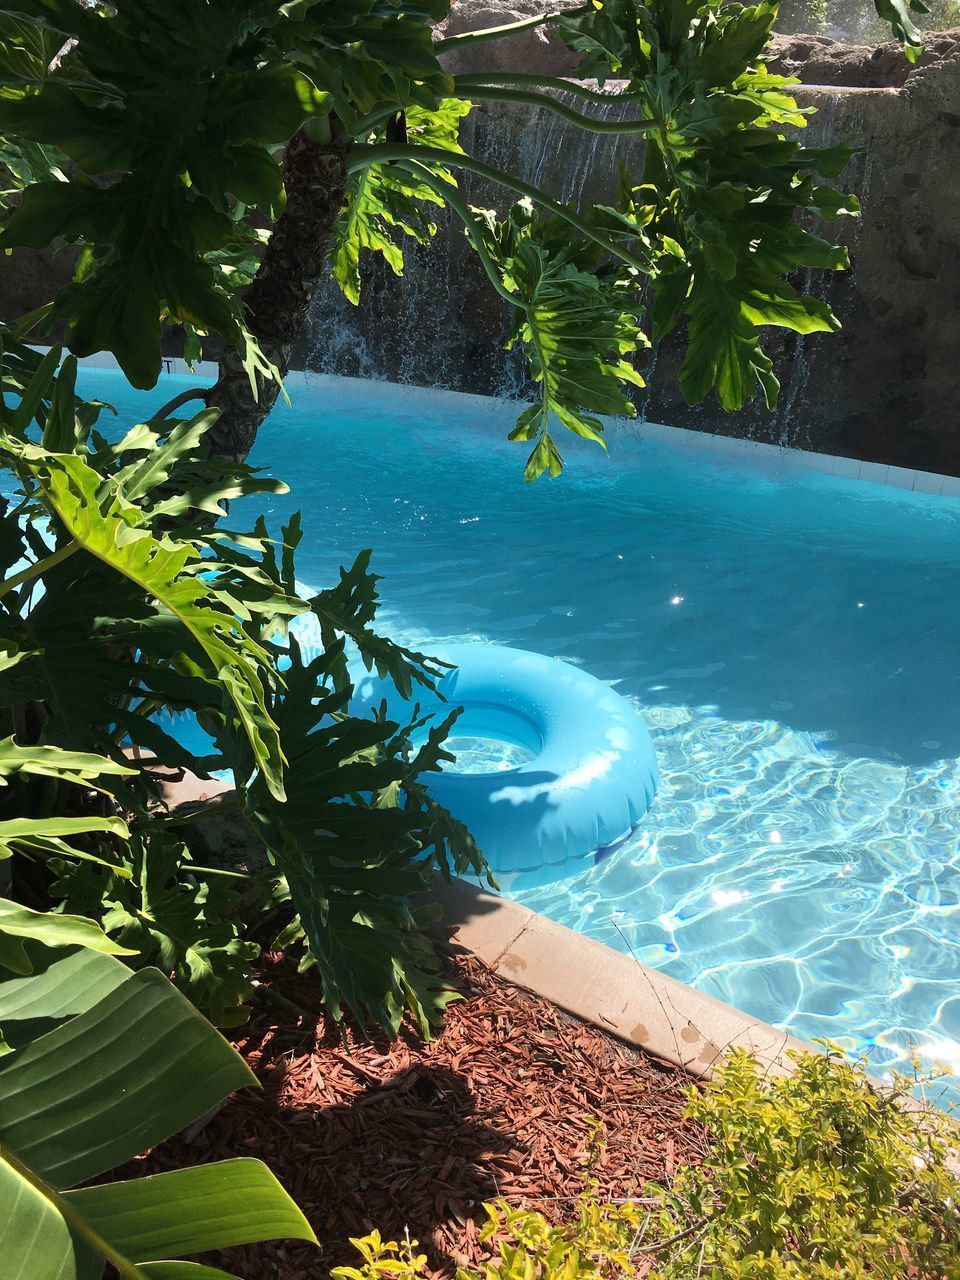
[303,47,960,475]
[636,59,960,472]
[765,29,960,87]
[435,1,581,76]
[436,0,960,87]
[2,4,959,473]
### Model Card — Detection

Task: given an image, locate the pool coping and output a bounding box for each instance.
[162,771,808,1082]
[161,768,808,1080]
[70,354,960,499]
[162,781,960,1162]
[427,873,809,1080]
[165,768,960,1122]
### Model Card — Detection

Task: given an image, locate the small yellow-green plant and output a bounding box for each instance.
[649,1044,960,1278]
[338,1045,960,1280]
[332,1229,429,1280]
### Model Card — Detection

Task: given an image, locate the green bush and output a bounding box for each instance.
[338,1046,960,1280]
[0,336,485,1033]
[776,0,828,34]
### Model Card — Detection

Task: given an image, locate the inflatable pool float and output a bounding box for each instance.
[352,644,658,877]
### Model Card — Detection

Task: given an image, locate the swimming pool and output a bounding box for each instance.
[82,368,960,1099]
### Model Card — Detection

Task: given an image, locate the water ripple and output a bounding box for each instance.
[515,705,960,1103]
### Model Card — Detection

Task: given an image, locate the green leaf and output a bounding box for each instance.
[66,831,260,1029]
[0,1154,94,1280]
[0,945,130,1051]
[207,64,327,145]
[479,203,646,480]
[0,898,136,975]
[331,99,469,303]
[0,952,314,1280]
[0,736,136,789]
[555,0,853,416]
[308,550,448,698]
[0,814,130,861]
[873,0,926,58]
[65,1161,316,1260]
[0,966,255,1187]
[13,447,286,801]
[0,180,112,250]
[245,637,483,1037]
[0,81,135,175]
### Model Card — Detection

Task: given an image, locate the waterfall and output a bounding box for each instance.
[300,74,960,476]
[303,91,644,400]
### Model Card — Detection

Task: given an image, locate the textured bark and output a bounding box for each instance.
[205,133,350,461]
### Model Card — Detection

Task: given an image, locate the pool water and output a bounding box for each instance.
[433,735,538,774]
[82,370,960,1100]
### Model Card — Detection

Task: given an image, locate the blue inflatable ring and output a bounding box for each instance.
[352,644,658,877]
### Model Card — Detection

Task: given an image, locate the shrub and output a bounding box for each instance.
[0,338,485,1033]
[338,1046,960,1280]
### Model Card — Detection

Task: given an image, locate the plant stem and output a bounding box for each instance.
[453,72,641,106]
[361,80,640,138]
[158,795,242,826]
[186,863,269,882]
[150,386,213,421]
[347,144,649,275]
[252,980,312,1021]
[433,5,589,53]
[451,83,656,134]
[0,540,79,599]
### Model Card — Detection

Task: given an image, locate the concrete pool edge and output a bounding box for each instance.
[160,770,809,1081]
[431,879,960,1156]
[427,874,809,1081]
[161,773,960,1145]
[67,354,960,498]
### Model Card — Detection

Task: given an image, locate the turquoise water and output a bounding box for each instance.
[83,370,960,1100]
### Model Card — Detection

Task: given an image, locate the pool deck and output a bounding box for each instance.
[428,874,808,1080]
[162,766,807,1080]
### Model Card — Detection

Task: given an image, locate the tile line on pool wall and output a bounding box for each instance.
[60,353,960,496]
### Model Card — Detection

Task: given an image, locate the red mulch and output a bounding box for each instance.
[119,951,707,1280]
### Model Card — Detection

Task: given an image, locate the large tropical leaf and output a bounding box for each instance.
[6,441,287,801]
[0,943,130,1050]
[245,631,483,1037]
[332,98,469,304]
[0,353,482,1034]
[474,202,646,480]
[0,0,329,386]
[555,0,857,416]
[0,898,135,976]
[0,944,316,1279]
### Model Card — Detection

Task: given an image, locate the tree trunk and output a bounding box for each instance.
[205,133,350,462]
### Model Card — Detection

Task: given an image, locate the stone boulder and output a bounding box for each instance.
[435,0,581,76]
[436,1,960,88]
[766,29,960,87]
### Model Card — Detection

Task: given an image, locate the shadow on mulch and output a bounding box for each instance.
[114,952,707,1280]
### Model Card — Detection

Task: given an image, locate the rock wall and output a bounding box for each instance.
[302,55,960,475]
[766,29,960,85]
[1,22,957,474]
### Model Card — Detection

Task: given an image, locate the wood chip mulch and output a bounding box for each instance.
[119,951,708,1280]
